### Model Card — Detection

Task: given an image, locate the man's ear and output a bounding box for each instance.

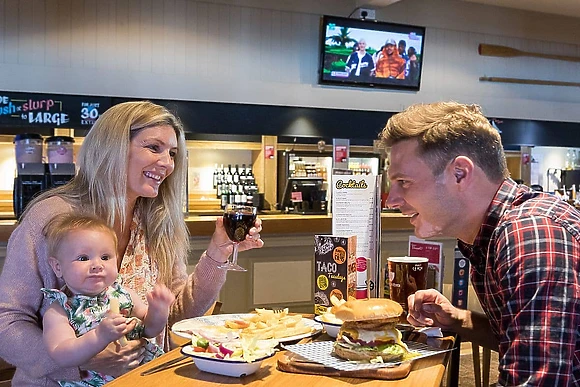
[454,169,466,183]
[48,256,62,278]
[451,156,473,184]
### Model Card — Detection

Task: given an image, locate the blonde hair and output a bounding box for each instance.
[26,101,189,286]
[44,213,118,258]
[380,101,509,182]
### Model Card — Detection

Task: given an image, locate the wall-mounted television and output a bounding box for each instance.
[318,15,426,91]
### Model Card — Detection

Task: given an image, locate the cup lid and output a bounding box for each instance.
[13,133,42,142]
[45,136,74,143]
[388,256,429,263]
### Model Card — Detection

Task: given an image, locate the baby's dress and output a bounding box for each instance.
[42,279,164,387]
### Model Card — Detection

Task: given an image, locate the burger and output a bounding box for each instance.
[332,298,409,362]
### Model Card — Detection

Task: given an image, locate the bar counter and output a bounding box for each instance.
[0,212,461,315]
[0,212,413,242]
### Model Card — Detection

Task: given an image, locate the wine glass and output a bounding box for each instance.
[219,204,257,271]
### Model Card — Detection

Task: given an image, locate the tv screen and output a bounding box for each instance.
[318,15,426,91]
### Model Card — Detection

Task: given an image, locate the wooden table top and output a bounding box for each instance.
[106,335,454,387]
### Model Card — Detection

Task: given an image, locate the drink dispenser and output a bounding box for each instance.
[13,133,46,219]
[45,136,75,189]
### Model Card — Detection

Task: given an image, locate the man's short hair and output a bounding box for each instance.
[380,101,509,182]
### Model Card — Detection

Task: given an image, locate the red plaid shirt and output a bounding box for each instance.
[459,179,580,386]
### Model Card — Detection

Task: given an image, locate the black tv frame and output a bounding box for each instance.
[317,15,426,91]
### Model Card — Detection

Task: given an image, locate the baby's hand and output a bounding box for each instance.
[96,313,128,344]
[146,284,175,317]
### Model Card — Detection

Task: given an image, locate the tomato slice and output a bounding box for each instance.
[193,346,207,352]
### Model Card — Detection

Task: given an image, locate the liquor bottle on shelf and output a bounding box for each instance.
[220,183,229,209]
[232,164,240,184]
[219,163,225,183]
[226,164,233,183]
[212,163,219,189]
[228,184,236,205]
[236,184,244,205]
[216,181,222,199]
[246,187,254,206]
[239,164,247,184]
[247,164,255,181]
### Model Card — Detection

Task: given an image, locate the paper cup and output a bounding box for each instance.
[388,256,429,313]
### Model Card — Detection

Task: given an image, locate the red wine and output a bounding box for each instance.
[223,212,256,242]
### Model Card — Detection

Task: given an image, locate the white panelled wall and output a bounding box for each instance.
[0,0,579,122]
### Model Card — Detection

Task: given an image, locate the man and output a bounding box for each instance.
[374,38,406,79]
[398,39,409,62]
[381,102,579,386]
[344,39,374,81]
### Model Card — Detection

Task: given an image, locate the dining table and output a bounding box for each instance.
[106,328,455,387]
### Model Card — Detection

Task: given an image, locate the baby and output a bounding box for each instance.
[41,213,175,386]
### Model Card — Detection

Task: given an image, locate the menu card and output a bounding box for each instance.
[331,170,381,298]
[408,236,444,292]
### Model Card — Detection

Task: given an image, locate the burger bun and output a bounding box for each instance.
[333,298,403,323]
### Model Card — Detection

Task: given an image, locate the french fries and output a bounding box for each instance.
[109,298,128,346]
[223,308,314,340]
[329,294,346,314]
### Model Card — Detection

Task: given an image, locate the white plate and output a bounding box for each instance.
[313,315,342,338]
[171,313,322,343]
[181,345,275,377]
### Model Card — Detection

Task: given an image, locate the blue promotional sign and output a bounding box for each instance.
[451,247,470,308]
[0,92,111,129]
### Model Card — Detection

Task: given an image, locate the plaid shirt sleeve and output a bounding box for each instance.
[492,216,580,386]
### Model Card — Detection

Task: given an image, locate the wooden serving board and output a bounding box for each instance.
[277,331,429,380]
[277,352,412,380]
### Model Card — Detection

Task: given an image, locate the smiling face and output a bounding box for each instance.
[49,229,118,296]
[127,125,178,204]
[386,139,461,239]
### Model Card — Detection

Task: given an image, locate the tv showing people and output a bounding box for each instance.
[318,15,426,91]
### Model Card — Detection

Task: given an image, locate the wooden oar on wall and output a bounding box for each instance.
[480,76,580,88]
[478,44,580,63]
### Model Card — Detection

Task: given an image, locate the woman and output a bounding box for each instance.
[0,101,264,386]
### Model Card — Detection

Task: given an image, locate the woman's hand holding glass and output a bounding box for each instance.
[206,210,263,267]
